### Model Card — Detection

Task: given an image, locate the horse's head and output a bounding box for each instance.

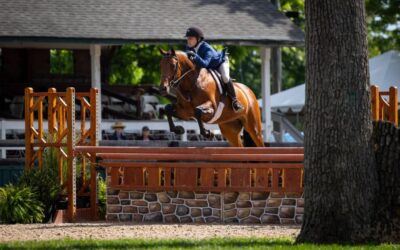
[159,48,179,96]
[159,48,195,96]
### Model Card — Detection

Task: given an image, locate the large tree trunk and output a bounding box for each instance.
[372,121,400,242]
[297,0,378,243]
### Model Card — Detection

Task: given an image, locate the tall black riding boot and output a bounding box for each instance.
[226,79,244,113]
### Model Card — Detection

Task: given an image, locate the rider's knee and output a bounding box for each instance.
[222,75,230,84]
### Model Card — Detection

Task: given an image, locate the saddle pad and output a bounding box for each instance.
[207,101,225,124]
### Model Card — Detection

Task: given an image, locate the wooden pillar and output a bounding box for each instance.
[370,85,379,121]
[271,48,282,94]
[271,0,282,94]
[66,87,76,222]
[24,87,34,170]
[389,86,398,126]
[90,45,102,123]
[90,87,100,220]
[261,47,272,142]
[48,88,57,134]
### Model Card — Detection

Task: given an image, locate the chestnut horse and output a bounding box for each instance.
[159,49,264,147]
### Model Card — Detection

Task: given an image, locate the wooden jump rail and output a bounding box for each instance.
[74,146,304,193]
[371,85,398,126]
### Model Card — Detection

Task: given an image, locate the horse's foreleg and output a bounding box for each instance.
[194,103,215,140]
[165,104,185,135]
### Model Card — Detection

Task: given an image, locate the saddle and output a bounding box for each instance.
[206,69,227,123]
[207,68,226,97]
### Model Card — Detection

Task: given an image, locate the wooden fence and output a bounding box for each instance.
[24,87,99,221]
[371,85,398,126]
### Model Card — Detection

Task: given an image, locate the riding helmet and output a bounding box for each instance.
[185,27,204,39]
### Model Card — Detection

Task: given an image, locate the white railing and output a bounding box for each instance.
[0,119,221,159]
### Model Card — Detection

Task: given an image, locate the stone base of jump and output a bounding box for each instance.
[106,190,304,224]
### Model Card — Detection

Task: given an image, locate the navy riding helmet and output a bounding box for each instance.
[185,27,204,40]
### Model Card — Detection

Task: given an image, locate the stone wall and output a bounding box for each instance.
[106,189,304,224]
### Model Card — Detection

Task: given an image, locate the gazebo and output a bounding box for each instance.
[0,0,304,140]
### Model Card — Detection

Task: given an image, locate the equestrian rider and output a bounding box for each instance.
[185,27,244,113]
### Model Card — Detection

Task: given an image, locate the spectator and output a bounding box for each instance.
[110,121,127,140]
[136,126,154,141]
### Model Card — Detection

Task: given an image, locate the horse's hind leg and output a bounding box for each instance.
[165,104,185,134]
[218,120,244,147]
[242,110,264,147]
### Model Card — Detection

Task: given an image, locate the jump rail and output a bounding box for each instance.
[75,146,304,193]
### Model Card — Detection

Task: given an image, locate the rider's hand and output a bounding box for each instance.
[187,51,196,60]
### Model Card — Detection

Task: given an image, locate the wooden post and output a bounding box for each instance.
[38,96,43,169]
[48,88,57,134]
[370,85,379,121]
[90,88,99,219]
[24,88,34,170]
[66,87,76,222]
[389,86,398,126]
[90,44,102,124]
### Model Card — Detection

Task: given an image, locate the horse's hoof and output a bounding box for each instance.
[203,130,214,140]
[173,126,185,135]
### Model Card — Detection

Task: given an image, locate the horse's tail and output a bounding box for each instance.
[243,129,257,147]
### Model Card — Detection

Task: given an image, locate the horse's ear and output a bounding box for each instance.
[159,48,167,55]
[170,48,176,56]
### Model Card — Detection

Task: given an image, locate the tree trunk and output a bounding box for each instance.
[372,121,400,242]
[297,0,378,243]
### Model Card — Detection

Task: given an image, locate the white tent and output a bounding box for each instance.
[259,50,400,112]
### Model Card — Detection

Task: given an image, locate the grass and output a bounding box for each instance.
[0,238,399,250]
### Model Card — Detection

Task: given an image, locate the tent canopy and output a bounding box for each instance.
[260,50,400,113]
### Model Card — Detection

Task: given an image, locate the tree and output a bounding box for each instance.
[297,0,378,243]
[366,0,399,56]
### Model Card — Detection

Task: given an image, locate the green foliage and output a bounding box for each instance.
[282,47,305,89]
[18,147,61,220]
[109,44,180,85]
[0,238,398,249]
[0,184,44,224]
[50,49,74,75]
[366,0,399,56]
[97,176,106,219]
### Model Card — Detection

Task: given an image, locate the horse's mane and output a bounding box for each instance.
[175,51,196,69]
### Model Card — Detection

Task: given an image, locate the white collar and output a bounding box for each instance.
[194,41,204,53]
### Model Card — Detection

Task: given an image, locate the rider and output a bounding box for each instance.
[185,27,244,113]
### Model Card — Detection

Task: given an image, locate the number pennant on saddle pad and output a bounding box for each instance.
[207,69,226,124]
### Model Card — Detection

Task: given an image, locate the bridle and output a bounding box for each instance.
[163,55,194,89]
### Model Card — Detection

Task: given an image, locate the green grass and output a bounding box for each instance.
[0,238,399,250]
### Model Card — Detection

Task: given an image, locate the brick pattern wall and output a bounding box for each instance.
[106,188,304,224]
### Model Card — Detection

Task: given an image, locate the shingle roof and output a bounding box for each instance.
[0,0,304,46]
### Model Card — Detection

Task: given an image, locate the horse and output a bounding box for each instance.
[159,48,264,147]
